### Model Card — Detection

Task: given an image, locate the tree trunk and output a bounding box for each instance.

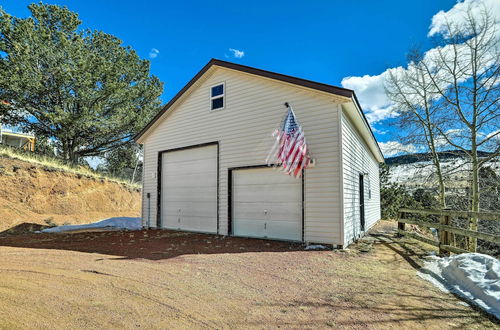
[61,140,71,163]
[469,141,480,252]
[61,140,79,165]
[428,122,446,209]
[437,165,446,209]
[69,152,79,166]
[430,146,446,209]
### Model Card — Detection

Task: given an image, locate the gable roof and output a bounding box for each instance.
[135,59,384,161]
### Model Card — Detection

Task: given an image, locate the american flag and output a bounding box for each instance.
[266,103,311,178]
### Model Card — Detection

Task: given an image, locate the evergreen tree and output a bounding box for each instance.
[380,164,420,220]
[99,143,142,183]
[0,3,163,164]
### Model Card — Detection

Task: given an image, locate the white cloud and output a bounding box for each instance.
[486,130,499,138]
[379,141,417,157]
[485,130,500,143]
[341,68,403,123]
[433,128,465,147]
[372,125,388,135]
[435,132,456,147]
[428,0,500,37]
[149,48,160,59]
[341,74,388,112]
[434,136,447,148]
[228,48,245,59]
[341,0,499,125]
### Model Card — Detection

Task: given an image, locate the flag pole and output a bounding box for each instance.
[284,102,297,121]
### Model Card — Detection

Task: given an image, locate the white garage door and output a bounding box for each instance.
[160,144,217,233]
[232,167,302,241]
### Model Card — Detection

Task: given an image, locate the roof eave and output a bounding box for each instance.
[350,94,385,163]
[135,59,384,164]
[134,59,358,142]
[134,59,218,143]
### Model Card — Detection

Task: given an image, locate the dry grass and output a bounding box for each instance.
[0,145,139,189]
[0,222,497,329]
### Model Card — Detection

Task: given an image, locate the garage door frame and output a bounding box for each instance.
[157,141,219,231]
[228,164,304,241]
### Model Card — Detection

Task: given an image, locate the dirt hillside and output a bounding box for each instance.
[0,156,141,233]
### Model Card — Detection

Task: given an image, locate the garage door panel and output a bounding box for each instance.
[162,175,216,188]
[234,188,301,202]
[163,201,216,217]
[163,188,217,202]
[161,144,217,233]
[233,203,268,221]
[232,167,302,241]
[164,161,216,175]
[162,215,217,232]
[163,156,216,165]
[267,221,302,241]
[234,170,298,185]
[163,146,216,162]
[233,219,266,238]
[233,202,301,219]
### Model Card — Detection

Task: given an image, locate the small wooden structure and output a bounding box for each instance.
[0,127,36,152]
[397,208,500,255]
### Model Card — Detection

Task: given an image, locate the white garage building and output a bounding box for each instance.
[135,59,384,247]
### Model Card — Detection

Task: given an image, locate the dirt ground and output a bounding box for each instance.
[0,221,497,329]
[0,156,140,232]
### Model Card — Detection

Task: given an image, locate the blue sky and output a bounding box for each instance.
[1,0,477,155]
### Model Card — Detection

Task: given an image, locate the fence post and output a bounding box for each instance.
[439,209,451,256]
[397,211,405,237]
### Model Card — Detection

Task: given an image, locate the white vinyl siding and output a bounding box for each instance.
[141,67,343,244]
[341,111,381,246]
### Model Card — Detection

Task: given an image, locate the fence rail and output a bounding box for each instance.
[399,208,499,221]
[397,208,500,256]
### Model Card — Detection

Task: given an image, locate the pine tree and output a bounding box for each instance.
[0,3,163,164]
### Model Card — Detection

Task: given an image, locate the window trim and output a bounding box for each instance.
[210,82,225,111]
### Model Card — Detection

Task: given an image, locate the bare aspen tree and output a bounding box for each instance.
[420,7,499,251]
[385,6,498,251]
[385,52,448,209]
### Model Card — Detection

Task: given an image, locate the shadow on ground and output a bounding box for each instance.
[370,232,500,325]
[1,220,498,328]
[0,223,309,260]
[248,293,493,329]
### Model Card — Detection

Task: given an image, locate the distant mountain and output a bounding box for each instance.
[384,150,499,194]
[385,150,495,166]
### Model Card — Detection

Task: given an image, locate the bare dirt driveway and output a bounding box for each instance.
[0,222,497,329]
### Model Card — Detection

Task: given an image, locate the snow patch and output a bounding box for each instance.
[41,217,141,233]
[305,244,328,250]
[418,253,500,319]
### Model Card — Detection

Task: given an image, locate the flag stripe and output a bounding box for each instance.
[266,105,311,178]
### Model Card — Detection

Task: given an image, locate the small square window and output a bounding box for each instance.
[211,84,224,97]
[212,98,224,110]
[210,83,225,110]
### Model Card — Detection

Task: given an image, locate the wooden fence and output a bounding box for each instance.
[397,208,500,255]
